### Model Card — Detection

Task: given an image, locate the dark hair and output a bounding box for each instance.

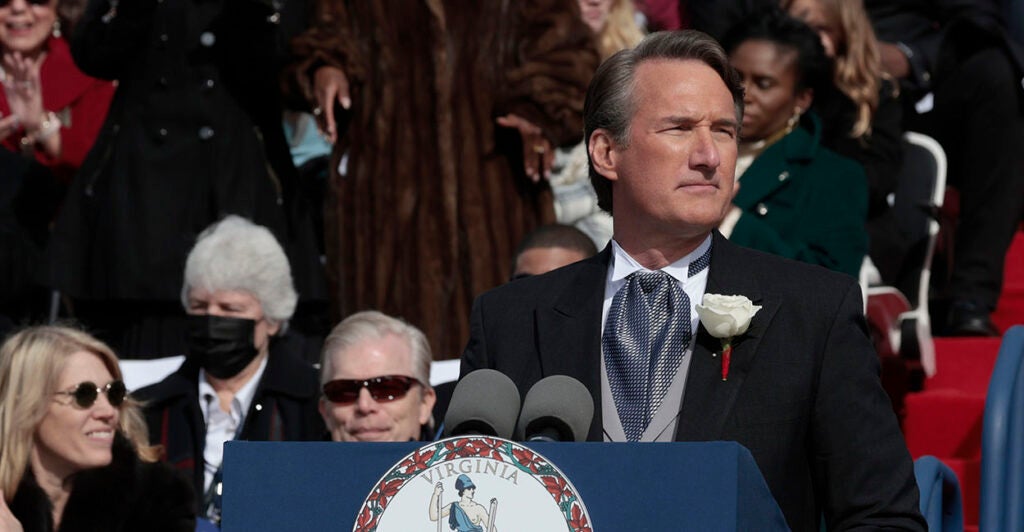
[514,224,598,259]
[57,0,87,37]
[584,30,745,214]
[510,224,598,279]
[719,6,832,96]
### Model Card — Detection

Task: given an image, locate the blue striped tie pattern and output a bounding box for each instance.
[603,247,710,441]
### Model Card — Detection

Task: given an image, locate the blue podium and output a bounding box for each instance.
[222,440,788,531]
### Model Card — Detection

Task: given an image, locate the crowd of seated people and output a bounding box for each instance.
[783,0,907,286]
[2,4,1022,526]
[719,7,869,278]
[681,0,1024,337]
[3,0,1019,353]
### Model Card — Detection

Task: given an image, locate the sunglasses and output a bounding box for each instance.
[0,0,52,8]
[322,375,420,404]
[54,381,127,408]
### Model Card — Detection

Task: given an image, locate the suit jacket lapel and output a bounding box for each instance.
[676,232,779,441]
[536,247,609,441]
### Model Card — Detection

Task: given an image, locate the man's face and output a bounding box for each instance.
[320,334,436,442]
[592,59,739,240]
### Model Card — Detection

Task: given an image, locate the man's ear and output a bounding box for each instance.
[419,386,437,426]
[589,128,620,182]
[318,397,329,423]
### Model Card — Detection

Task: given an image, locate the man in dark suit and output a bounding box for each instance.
[461,31,924,531]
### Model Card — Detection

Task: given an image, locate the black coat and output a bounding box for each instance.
[865,0,1024,102]
[462,233,925,532]
[133,340,326,505]
[46,0,323,302]
[9,434,195,532]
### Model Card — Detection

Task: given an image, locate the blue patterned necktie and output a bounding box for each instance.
[603,249,710,442]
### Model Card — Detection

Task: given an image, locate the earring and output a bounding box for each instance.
[52,20,61,39]
[786,106,803,131]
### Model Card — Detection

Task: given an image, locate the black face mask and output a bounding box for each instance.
[186,315,259,379]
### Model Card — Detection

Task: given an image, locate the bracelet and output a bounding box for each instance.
[19,111,61,150]
[35,111,61,141]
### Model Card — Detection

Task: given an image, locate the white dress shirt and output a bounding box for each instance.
[600,236,712,441]
[198,356,268,493]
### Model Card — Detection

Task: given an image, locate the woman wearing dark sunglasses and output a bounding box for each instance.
[0,325,195,531]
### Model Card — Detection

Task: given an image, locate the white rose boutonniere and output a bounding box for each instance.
[695,294,762,381]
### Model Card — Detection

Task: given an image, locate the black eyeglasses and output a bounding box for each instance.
[54,381,127,408]
[0,0,52,8]
[322,375,420,404]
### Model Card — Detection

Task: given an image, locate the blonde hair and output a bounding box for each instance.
[786,0,882,138]
[0,325,158,501]
[596,0,645,60]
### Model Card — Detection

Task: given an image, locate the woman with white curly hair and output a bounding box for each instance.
[133,215,325,527]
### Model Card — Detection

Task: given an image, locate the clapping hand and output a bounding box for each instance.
[2,51,46,135]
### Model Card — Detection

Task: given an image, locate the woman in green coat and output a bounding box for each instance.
[720,8,868,278]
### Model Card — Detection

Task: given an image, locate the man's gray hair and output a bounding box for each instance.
[585,30,746,214]
[181,215,297,332]
[320,311,432,385]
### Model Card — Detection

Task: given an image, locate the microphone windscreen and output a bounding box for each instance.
[443,369,521,438]
[514,375,594,442]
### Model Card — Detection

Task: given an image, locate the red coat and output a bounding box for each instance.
[0,36,114,183]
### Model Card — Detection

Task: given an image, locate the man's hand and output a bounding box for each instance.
[313,65,351,144]
[878,42,910,79]
[496,113,553,182]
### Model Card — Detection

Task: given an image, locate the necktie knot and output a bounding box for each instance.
[631,270,670,297]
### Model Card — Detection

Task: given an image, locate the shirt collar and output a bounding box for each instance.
[609,235,713,283]
[198,355,269,421]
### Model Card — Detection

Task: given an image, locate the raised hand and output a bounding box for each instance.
[2,51,46,134]
[496,113,553,183]
[312,65,351,144]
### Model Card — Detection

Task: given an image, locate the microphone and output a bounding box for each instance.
[443,369,521,439]
[514,375,594,442]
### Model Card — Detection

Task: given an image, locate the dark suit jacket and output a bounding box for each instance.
[462,232,925,532]
[135,340,326,506]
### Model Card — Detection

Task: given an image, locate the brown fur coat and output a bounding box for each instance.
[290,0,599,357]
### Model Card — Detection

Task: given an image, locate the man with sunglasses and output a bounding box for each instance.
[319,311,437,442]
